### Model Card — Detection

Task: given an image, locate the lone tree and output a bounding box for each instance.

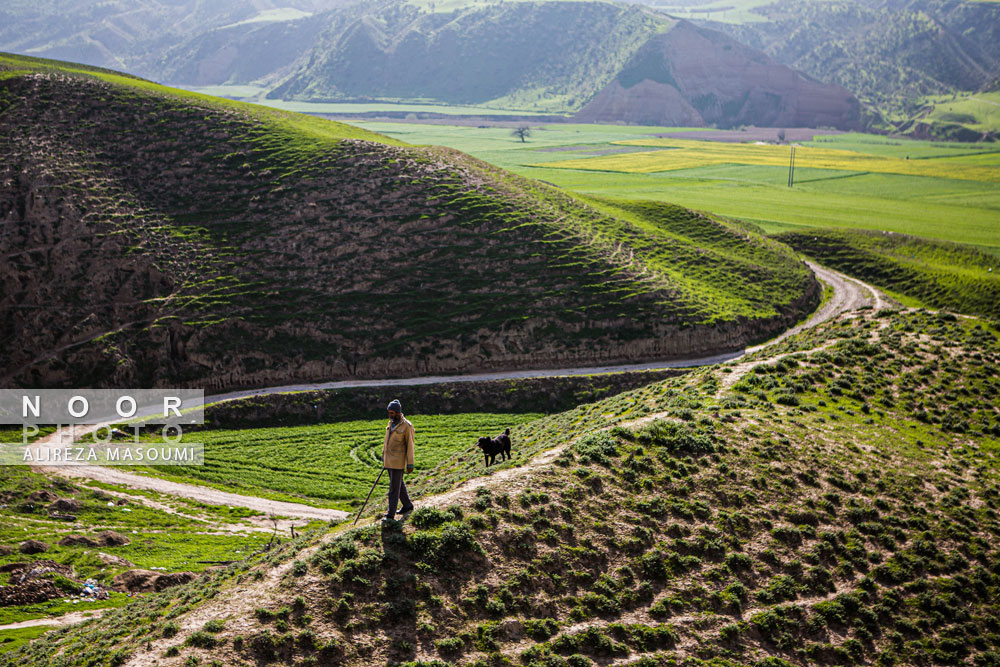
[512,125,531,143]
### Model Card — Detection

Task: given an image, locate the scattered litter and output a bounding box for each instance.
[121,508,132,512]
[77,578,109,601]
[149,566,167,571]
[107,501,115,507]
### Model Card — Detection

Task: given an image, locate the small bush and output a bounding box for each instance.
[410,506,463,529]
[203,619,225,633]
[409,522,483,565]
[635,420,714,455]
[574,433,619,465]
[435,637,465,655]
[185,631,217,649]
[523,618,559,641]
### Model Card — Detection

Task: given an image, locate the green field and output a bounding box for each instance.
[350,122,1000,251]
[0,463,282,639]
[540,137,1000,182]
[0,626,54,655]
[179,85,567,117]
[133,414,542,510]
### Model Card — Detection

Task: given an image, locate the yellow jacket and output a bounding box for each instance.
[382,417,415,470]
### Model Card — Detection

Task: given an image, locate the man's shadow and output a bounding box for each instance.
[378,517,486,665]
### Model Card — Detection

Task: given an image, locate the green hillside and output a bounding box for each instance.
[5,308,999,666]
[773,229,1000,319]
[0,53,817,390]
[902,91,1000,141]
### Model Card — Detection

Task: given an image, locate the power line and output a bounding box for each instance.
[787,145,796,188]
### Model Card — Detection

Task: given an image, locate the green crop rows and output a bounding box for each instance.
[132,414,542,510]
[353,122,1000,252]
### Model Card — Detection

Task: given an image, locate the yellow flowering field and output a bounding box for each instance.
[533,137,1000,183]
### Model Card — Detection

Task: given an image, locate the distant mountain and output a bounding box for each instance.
[0,0,354,77]
[150,12,330,87]
[703,0,1000,128]
[575,20,861,129]
[0,0,870,129]
[267,0,670,112]
[266,1,860,128]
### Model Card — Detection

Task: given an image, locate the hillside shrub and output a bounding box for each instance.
[635,420,714,455]
[574,433,619,465]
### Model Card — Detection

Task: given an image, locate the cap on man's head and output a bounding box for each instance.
[387,399,402,413]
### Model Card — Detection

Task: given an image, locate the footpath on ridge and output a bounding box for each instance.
[25,262,881,522]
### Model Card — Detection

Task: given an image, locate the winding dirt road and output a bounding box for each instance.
[412,262,885,513]
[3,262,885,640]
[23,262,882,523]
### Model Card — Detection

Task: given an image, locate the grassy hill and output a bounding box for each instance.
[4,307,999,666]
[901,91,1000,141]
[0,53,817,389]
[772,229,1000,320]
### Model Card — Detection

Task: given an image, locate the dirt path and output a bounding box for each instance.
[3,262,885,653]
[24,263,881,526]
[0,610,108,632]
[375,263,886,516]
[195,351,745,409]
[747,260,881,355]
[27,439,350,524]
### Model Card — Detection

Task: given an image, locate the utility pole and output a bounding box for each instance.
[787,145,796,188]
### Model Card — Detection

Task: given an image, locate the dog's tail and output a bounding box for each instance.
[504,427,510,436]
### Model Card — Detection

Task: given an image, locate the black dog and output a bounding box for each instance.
[477,428,512,467]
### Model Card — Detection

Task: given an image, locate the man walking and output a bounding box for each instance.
[382,399,415,522]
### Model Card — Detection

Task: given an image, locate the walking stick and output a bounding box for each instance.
[354,468,386,525]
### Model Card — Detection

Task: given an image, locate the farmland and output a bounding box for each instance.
[537,137,1000,182]
[130,414,543,510]
[0,464,281,635]
[352,121,1000,250]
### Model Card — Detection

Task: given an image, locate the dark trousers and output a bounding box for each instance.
[386,468,412,519]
